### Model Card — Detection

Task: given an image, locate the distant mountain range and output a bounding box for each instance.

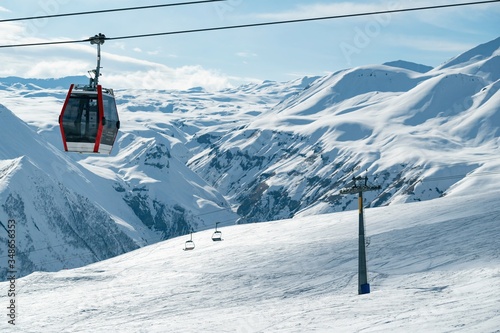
[0,36,498,280]
[0,75,89,90]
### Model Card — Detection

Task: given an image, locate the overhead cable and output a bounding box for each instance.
[0,0,498,49]
[0,0,227,23]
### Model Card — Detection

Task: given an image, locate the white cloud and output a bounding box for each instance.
[236,51,257,58]
[0,23,29,43]
[102,65,233,91]
[254,2,394,21]
[110,42,127,51]
[25,60,91,78]
[253,0,498,27]
[393,36,475,53]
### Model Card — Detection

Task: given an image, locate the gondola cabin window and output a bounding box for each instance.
[62,94,99,143]
[101,93,120,147]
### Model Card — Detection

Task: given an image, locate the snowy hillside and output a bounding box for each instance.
[0,37,499,278]
[0,103,236,279]
[1,190,499,332]
[188,37,500,221]
[0,105,140,279]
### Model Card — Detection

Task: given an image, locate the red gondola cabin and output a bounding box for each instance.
[59,84,120,154]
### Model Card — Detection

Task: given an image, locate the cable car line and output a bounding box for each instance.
[0,0,498,49]
[0,0,228,23]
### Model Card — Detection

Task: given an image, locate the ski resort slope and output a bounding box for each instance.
[2,190,499,333]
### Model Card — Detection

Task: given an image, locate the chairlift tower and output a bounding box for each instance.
[340,176,381,295]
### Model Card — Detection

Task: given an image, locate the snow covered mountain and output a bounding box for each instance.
[188,37,500,221]
[0,37,499,279]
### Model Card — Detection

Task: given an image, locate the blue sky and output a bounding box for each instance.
[0,0,499,90]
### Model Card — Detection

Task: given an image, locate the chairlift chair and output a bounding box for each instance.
[211,222,223,241]
[183,232,195,251]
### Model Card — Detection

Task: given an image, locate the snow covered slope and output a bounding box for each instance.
[1,190,499,332]
[0,105,141,279]
[0,104,236,279]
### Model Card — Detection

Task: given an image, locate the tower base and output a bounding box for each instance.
[359,283,371,295]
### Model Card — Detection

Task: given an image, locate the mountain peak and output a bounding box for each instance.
[436,36,500,71]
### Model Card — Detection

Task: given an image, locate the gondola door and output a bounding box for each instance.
[59,84,100,153]
[98,86,120,154]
